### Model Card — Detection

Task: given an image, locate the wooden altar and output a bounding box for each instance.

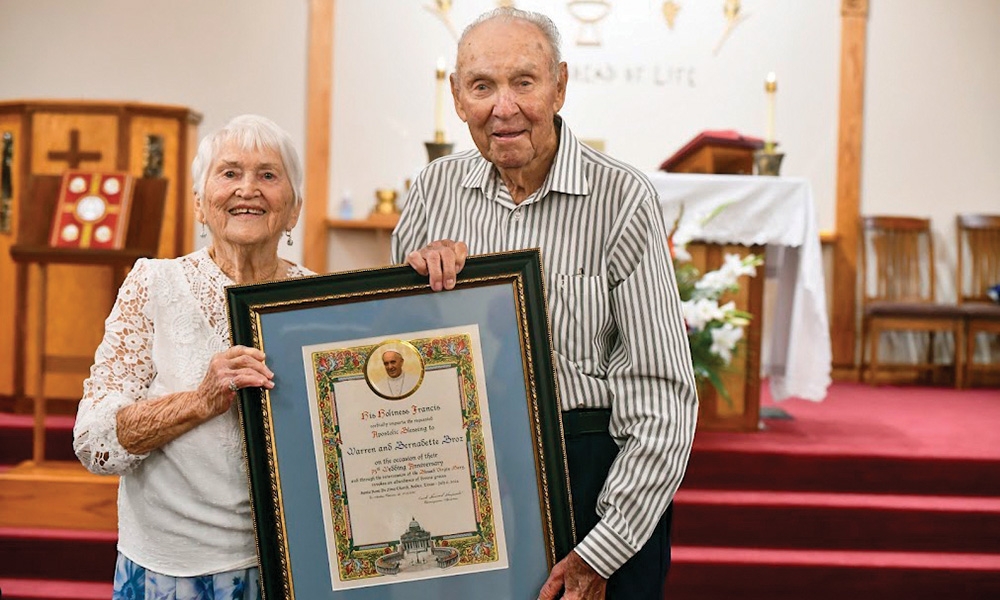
[0,100,202,406]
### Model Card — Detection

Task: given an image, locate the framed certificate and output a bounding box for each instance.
[227,249,574,599]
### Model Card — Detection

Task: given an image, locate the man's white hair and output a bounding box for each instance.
[458,7,562,78]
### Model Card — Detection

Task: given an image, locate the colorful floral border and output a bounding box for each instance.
[308,333,499,582]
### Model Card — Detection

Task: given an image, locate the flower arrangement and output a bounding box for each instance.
[668,206,763,404]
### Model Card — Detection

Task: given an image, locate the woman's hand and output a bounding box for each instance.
[195,346,274,419]
[405,239,469,291]
[116,346,274,455]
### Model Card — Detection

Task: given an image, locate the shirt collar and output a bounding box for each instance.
[460,116,591,201]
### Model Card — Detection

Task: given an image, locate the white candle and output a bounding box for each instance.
[765,71,777,151]
[435,57,447,143]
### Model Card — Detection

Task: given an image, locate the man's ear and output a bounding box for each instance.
[553,62,568,113]
[451,73,469,123]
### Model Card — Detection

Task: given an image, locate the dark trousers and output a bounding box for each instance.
[563,409,674,600]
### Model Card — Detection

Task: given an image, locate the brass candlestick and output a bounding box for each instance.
[753,149,785,176]
[425,131,454,163]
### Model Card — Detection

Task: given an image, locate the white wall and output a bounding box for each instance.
[331,0,842,228]
[2,0,998,289]
[864,0,1000,300]
[0,0,309,259]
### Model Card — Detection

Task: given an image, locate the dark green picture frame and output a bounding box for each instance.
[226,249,574,599]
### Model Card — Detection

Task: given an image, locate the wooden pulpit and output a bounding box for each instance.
[0,100,201,407]
[660,130,764,175]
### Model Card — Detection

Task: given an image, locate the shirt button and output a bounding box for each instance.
[513,211,522,222]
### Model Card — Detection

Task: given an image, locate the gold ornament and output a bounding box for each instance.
[662,1,680,30]
[567,0,612,47]
[425,0,458,41]
[714,0,750,56]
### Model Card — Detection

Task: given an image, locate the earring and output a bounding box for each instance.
[285,230,293,246]
[200,222,207,238]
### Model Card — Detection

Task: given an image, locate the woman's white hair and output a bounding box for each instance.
[191,114,304,206]
[459,7,562,78]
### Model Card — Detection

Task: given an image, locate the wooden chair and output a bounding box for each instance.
[956,214,1000,387]
[858,216,964,386]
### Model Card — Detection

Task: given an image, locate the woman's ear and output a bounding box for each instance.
[194,194,205,224]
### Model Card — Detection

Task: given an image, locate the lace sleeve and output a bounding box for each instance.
[73,259,156,475]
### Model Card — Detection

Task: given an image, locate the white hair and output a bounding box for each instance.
[459,7,562,78]
[191,114,304,206]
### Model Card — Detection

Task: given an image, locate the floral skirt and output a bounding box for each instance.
[112,552,261,600]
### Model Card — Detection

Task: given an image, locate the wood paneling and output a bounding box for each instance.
[128,116,182,256]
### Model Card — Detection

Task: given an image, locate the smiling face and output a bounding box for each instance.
[382,351,404,378]
[195,140,300,252]
[452,18,567,188]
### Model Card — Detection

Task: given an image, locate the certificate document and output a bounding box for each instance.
[302,325,509,590]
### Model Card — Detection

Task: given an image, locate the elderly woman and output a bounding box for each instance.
[73,114,311,599]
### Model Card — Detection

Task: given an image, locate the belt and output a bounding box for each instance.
[561,408,611,436]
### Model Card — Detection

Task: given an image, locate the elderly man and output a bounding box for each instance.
[392,7,697,600]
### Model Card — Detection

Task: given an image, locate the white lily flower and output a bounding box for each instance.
[710,323,744,364]
[682,298,725,332]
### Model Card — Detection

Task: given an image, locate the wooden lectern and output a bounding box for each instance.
[659,130,764,175]
[0,100,201,406]
[11,175,168,462]
[0,176,167,531]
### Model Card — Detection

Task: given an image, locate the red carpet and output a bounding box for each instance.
[2,383,999,598]
[667,381,1000,599]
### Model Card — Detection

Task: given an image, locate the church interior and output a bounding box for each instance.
[1,1,998,598]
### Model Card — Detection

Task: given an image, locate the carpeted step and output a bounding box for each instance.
[0,528,116,582]
[683,449,1000,497]
[673,490,1000,553]
[665,546,1000,599]
[0,414,77,466]
[0,578,112,600]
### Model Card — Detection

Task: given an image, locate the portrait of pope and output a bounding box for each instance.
[366,342,423,399]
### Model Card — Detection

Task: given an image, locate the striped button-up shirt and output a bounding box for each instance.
[392,118,698,577]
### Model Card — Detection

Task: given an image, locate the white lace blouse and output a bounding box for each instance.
[73,248,311,577]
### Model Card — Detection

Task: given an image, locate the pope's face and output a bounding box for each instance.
[383,352,404,378]
[196,140,300,250]
[451,18,567,174]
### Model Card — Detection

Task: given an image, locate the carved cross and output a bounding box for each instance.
[48,129,102,168]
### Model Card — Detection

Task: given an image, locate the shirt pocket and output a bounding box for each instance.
[549,273,610,373]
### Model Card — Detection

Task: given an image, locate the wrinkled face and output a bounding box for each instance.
[196,140,300,249]
[382,351,404,378]
[452,19,567,173]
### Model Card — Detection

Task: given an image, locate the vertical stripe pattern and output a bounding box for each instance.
[392,118,698,578]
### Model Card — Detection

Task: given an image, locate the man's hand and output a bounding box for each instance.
[405,239,469,291]
[537,550,607,600]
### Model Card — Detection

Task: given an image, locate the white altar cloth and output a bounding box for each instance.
[648,172,831,402]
